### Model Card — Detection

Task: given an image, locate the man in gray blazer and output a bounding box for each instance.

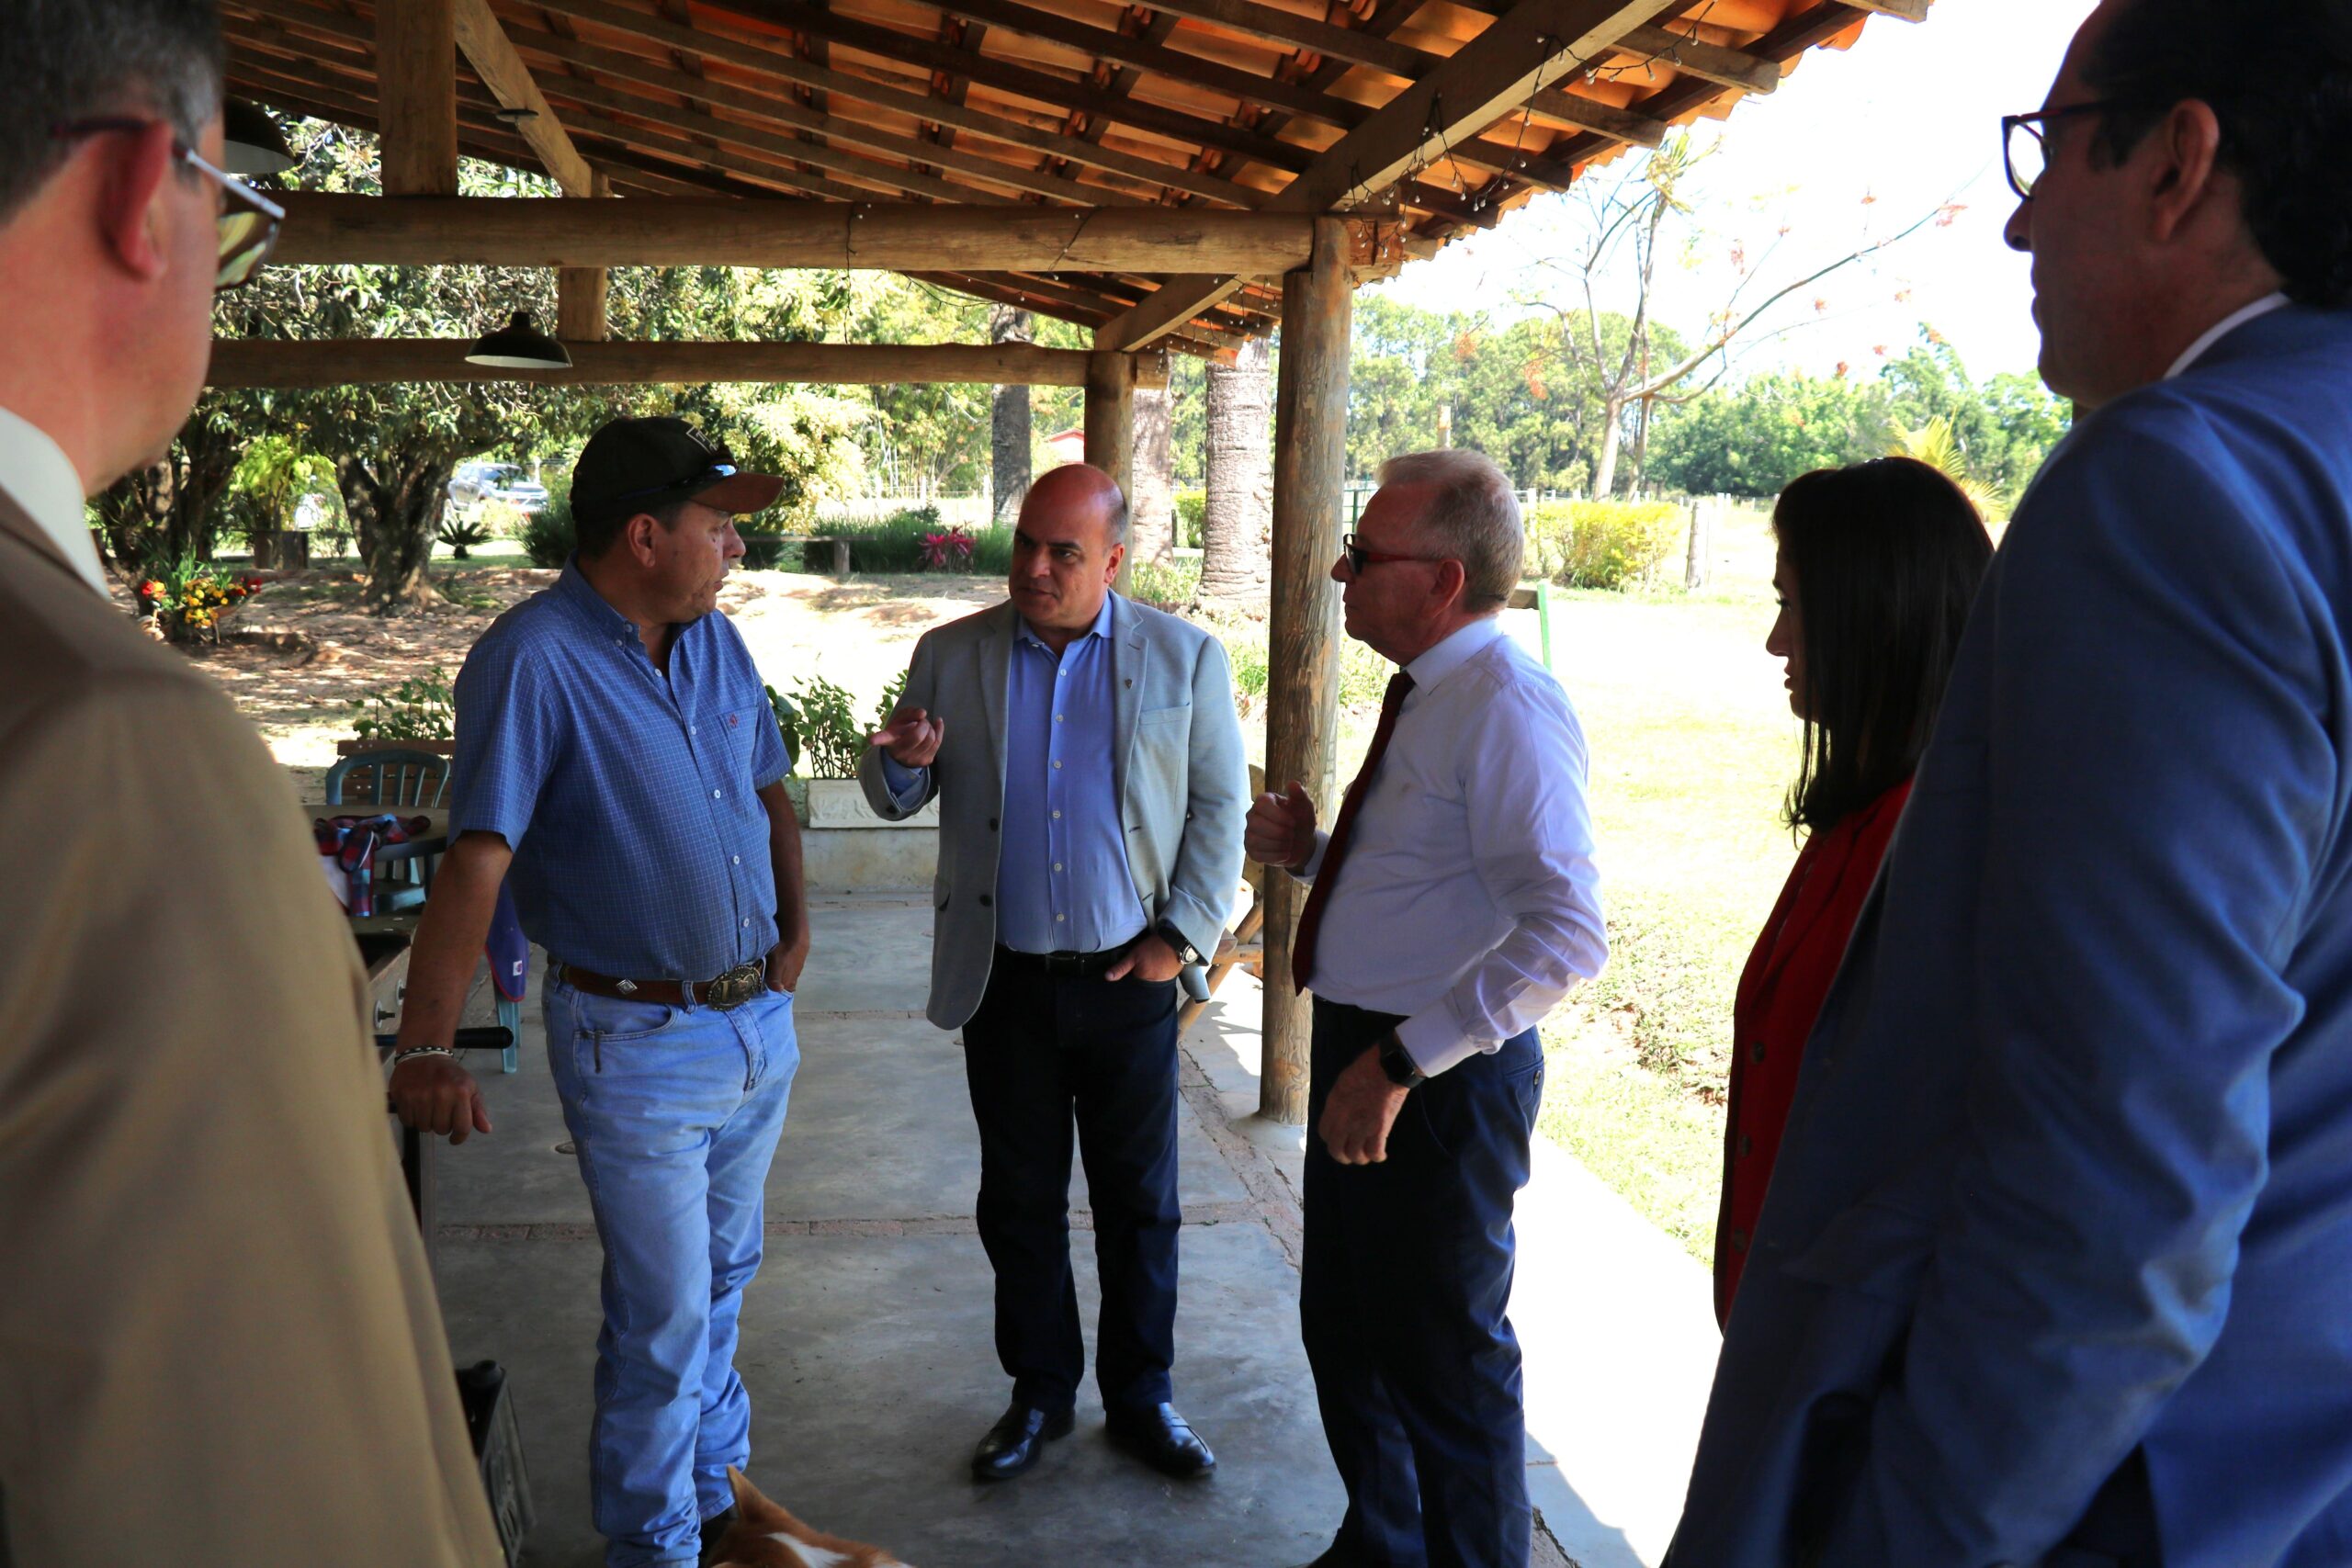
[861,462,1247,1484]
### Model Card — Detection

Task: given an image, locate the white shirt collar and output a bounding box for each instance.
[2165,292,2291,381]
[1404,615,1507,693]
[0,405,107,597]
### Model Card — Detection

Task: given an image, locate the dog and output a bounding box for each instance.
[704,1466,914,1568]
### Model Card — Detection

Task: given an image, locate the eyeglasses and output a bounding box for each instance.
[2001,100,2133,201]
[607,461,740,509]
[50,117,287,289]
[1339,532,1446,575]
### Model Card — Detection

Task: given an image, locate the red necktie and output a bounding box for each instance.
[1291,670,1415,994]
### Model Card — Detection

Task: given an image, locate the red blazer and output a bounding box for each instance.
[1714,777,1913,1327]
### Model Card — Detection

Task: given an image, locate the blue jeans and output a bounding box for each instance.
[545,973,798,1568]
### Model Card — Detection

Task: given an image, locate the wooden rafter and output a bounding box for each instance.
[529,0,1263,206]
[453,0,596,193]
[1102,0,1685,351]
[378,0,459,194]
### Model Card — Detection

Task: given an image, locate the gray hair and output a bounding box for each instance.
[2,1,223,222]
[1378,449,1524,612]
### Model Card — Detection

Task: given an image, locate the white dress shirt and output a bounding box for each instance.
[0,404,107,596]
[2165,291,2290,380]
[1296,616,1608,1077]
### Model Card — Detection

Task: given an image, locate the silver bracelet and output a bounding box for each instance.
[391,1044,458,1066]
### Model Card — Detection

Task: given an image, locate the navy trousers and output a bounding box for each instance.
[961,956,1183,1415]
[1302,998,1544,1568]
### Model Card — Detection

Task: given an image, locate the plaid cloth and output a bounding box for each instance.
[450,559,789,981]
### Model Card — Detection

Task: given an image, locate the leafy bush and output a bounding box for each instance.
[788,507,1013,575]
[765,682,801,773]
[920,528,976,570]
[475,498,528,537]
[1526,500,1685,591]
[782,673,865,780]
[521,487,577,568]
[1173,490,1205,549]
[1220,622,1392,711]
[1126,556,1200,609]
[437,513,494,559]
[350,668,458,742]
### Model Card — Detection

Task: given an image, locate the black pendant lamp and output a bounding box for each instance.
[220,98,295,177]
[465,311,573,370]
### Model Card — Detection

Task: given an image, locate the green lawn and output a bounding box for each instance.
[1535,513,1801,1260]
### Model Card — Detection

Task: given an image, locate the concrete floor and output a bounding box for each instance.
[433,895,1716,1568]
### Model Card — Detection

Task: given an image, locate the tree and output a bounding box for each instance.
[91,405,243,570]
[1199,338,1272,603]
[989,305,1033,525]
[1525,134,1959,499]
[1647,372,1887,498]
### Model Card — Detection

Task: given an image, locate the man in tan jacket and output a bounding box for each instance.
[0,4,503,1562]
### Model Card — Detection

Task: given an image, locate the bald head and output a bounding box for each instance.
[1009,462,1128,649]
[1023,462,1129,544]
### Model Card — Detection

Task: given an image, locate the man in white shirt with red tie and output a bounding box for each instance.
[1249,448,1607,1568]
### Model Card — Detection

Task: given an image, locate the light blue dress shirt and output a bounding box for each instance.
[884,594,1147,954]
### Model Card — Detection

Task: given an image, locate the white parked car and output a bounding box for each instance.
[448,461,549,514]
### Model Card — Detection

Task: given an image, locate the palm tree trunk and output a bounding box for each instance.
[1200,338,1272,603]
[989,305,1033,526]
[1131,383,1176,564]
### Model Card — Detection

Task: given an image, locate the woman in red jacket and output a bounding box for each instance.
[1715,457,1993,1326]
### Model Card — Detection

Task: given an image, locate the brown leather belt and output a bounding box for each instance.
[558,959,769,1010]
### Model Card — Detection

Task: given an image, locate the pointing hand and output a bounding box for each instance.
[868,707,946,768]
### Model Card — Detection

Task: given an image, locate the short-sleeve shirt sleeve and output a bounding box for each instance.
[449,627,561,852]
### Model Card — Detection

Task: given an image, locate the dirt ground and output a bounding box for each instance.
[157,565,1012,781]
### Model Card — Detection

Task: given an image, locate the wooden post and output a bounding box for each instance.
[1086,349,1136,588]
[1259,216,1351,1128]
[1683,497,1713,592]
[378,0,459,196]
[558,174,612,342]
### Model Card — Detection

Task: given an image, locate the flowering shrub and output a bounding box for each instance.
[919,529,975,570]
[138,560,266,643]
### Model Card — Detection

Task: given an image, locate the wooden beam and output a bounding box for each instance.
[207,338,1171,388]
[1616,22,1778,94]
[529,0,1264,207]
[1527,85,1666,146]
[1258,215,1351,1126]
[268,194,1329,272]
[1131,0,1430,78]
[1100,0,1678,349]
[378,0,459,194]
[453,0,594,194]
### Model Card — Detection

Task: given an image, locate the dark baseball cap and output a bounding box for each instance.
[571,416,784,526]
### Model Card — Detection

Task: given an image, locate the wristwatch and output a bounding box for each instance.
[1376,1029,1427,1089]
[1154,919,1202,966]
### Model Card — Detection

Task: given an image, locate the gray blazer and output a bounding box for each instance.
[860,594,1248,1030]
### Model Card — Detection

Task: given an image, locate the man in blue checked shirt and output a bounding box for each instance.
[390,415,810,1568]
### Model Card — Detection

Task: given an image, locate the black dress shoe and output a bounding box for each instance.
[971,1400,1076,1481]
[1106,1402,1216,1478]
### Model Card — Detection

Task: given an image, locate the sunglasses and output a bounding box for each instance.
[51,117,286,289]
[606,460,741,509]
[1339,532,1446,574]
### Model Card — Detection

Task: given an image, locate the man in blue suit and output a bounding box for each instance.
[1671,3,2352,1565]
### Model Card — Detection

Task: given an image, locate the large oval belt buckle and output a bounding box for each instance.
[710,961,763,1010]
